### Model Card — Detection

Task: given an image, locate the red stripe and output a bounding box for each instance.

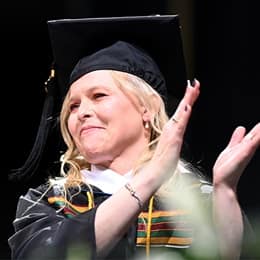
[63,207,77,216]
[137,222,192,231]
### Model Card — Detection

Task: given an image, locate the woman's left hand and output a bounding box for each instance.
[213,122,260,190]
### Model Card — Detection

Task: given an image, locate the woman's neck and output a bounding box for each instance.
[94,141,148,175]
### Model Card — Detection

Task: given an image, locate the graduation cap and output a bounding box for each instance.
[49,15,187,102]
[10,14,187,181]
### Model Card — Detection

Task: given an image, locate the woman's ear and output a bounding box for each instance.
[142,107,150,122]
[142,94,160,122]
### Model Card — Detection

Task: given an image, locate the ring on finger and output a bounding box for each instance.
[172,117,179,123]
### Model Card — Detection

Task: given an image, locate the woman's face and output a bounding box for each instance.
[67,70,149,168]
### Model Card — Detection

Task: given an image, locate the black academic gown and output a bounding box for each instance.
[8,180,254,260]
[8,183,140,260]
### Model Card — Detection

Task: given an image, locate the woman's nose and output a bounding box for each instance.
[77,101,94,120]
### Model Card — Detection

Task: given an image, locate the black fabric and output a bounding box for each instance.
[8,179,255,260]
[8,183,139,260]
[70,40,168,102]
[47,15,187,102]
[8,184,100,260]
[9,73,57,181]
[8,178,211,260]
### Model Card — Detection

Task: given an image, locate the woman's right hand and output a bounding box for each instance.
[150,79,200,185]
[95,79,200,256]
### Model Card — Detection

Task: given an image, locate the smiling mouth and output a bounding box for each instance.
[81,127,104,135]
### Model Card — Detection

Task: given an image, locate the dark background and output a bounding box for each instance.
[2,1,259,259]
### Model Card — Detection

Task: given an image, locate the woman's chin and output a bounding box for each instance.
[83,150,112,165]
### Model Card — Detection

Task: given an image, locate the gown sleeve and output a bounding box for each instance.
[8,184,99,260]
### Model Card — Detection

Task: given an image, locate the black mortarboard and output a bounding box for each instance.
[10,15,187,181]
[48,15,187,102]
[69,40,168,102]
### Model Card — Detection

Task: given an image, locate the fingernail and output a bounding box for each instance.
[185,104,191,112]
[191,78,197,87]
[187,80,191,87]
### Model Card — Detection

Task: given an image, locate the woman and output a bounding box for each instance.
[9,17,260,260]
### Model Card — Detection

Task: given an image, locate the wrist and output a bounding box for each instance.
[213,182,238,200]
[213,174,238,194]
[130,164,162,203]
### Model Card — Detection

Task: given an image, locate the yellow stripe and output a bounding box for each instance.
[146,196,154,259]
[48,196,89,213]
[137,236,192,246]
[139,209,189,219]
[86,191,95,209]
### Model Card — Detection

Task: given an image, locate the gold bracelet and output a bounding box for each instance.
[124,183,143,210]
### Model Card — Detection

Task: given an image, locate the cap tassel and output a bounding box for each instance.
[9,68,56,182]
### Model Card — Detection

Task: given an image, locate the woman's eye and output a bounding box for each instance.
[93,93,107,99]
[69,103,79,111]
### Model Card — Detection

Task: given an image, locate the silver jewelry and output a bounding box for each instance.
[171,117,179,123]
[124,183,143,209]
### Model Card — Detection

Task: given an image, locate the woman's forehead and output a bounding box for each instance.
[68,70,135,99]
[69,71,115,91]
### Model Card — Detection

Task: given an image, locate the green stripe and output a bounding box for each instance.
[55,201,81,214]
[54,201,65,207]
[138,215,188,224]
[65,213,75,219]
[137,230,192,238]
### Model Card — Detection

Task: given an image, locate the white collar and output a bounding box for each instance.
[81,165,133,194]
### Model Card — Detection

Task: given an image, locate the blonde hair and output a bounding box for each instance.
[52,70,202,196]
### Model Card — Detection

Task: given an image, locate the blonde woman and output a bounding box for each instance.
[9,17,259,260]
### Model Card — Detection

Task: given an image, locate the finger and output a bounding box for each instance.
[169,102,192,137]
[227,126,246,148]
[187,79,200,106]
[171,79,200,123]
[244,122,260,143]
